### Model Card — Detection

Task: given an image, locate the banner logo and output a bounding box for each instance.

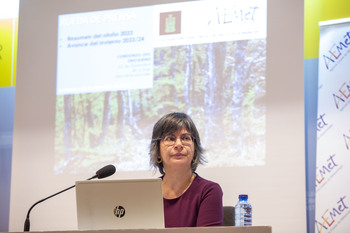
[317,113,328,132]
[332,80,350,110]
[343,130,350,150]
[315,196,349,233]
[316,154,338,189]
[322,31,350,71]
[317,113,333,140]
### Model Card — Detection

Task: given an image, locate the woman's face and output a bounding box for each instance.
[159,127,195,173]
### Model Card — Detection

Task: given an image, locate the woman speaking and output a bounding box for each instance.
[149,112,223,227]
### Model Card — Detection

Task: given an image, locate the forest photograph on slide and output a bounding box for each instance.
[54,39,266,174]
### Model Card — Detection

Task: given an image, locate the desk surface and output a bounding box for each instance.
[5,226,271,233]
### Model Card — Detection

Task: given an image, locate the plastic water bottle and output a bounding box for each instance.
[234,194,252,226]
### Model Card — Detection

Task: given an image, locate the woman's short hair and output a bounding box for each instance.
[149,112,205,175]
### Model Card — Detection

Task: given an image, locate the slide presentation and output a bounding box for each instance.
[54,0,267,174]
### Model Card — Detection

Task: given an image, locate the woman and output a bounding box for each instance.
[150,112,223,227]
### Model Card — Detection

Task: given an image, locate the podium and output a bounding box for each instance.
[5,226,271,233]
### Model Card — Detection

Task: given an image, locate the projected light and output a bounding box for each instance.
[55,0,267,174]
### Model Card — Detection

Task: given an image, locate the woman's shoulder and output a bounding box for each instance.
[192,174,222,192]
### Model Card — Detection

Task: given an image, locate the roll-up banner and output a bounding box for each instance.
[315,18,350,233]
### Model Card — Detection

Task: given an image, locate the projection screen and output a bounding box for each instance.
[54,0,266,174]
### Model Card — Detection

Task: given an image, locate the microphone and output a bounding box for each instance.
[23,164,116,232]
[90,164,116,179]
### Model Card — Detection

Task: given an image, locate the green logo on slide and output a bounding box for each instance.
[159,11,181,35]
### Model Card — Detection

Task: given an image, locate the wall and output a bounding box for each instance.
[9,1,305,233]
[4,0,308,232]
[0,1,18,231]
[5,0,350,232]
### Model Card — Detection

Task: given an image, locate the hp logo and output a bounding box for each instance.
[114,205,126,218]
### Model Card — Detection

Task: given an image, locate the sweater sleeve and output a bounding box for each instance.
[196,182,223,227]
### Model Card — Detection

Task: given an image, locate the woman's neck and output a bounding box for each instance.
[162,170,195,199]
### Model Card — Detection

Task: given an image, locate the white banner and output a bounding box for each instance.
[315,18,350,233]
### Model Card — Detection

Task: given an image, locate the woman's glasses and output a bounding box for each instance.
[162,133,194,146]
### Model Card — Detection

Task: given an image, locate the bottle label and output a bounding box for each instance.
[235,203,252,226]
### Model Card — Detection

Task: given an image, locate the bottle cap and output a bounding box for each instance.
[238,194,248,199]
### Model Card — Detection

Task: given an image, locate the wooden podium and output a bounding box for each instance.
[6,226,271,233]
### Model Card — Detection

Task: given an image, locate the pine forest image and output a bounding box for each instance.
[55,39,266,174]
